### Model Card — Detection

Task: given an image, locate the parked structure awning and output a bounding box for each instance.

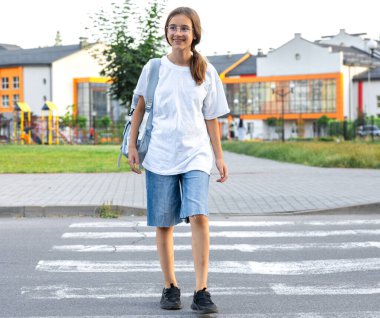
[42,101,59,111]
[15,102,31,112]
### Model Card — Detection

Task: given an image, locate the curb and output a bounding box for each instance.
[0,205,146,218]
[0,202,379,218]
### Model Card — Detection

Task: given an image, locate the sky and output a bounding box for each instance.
[1,0,379,56]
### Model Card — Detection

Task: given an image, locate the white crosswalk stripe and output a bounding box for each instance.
[17,313,380,318]
[35,258,380,275]
[61,229,380,239]
[51,241,380,253]
[22,218,380,316]
[69,220,380,228]
[21,282,380,299]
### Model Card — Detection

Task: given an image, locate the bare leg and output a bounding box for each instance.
[156,227,177,288]
[190,215,210,291]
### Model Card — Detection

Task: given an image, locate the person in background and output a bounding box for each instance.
[238,118,245,141]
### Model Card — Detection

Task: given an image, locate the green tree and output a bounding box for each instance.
[60,105,75,128]
[317,115,329,137]
[137,1,166,62]
[97,115,112,130]
[90,0,166,108]
[76,116,87,129]
[265,117,278,127]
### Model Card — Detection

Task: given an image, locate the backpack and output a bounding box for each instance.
[118,58,161,168]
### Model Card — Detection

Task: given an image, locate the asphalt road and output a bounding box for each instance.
[1,213,380,318]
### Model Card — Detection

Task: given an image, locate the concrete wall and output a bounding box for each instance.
[318,29,368,52]
[51,44,104,115]
[353,80,380,118]
[342,65,367,120]
[23,66,51,115]
[257,34,342,76]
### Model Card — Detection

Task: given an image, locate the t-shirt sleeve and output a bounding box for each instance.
[133,61,150,102]
[202,64,230,120]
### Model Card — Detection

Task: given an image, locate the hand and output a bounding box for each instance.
[215,158,228,183]
[128,147,142,174]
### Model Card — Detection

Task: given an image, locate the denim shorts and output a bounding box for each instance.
[145,170,210,227]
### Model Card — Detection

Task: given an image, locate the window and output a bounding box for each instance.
[13,76,20,89]
[225,78,337,116]
[1,77,9,90]
[43,78,47,85]
[13,94,19,107]
[2,95,10,107]
[377,96,380,108]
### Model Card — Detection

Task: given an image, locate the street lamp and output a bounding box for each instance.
[271,83,295,141]
[367,39,378,141]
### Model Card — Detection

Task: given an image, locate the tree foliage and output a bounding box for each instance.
[316,115,330,127]
[90,0,166,108]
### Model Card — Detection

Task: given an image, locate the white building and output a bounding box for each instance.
[210,29,380,140]
[0,40,119,129]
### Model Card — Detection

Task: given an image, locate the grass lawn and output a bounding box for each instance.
[222,140,380,169]
[1,141,380,173]
[0,145,130,173]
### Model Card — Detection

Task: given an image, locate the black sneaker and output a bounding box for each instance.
[191,288,218,314]
[160,283,182,310]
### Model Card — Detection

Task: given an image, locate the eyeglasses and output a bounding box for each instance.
[166,24,192,35]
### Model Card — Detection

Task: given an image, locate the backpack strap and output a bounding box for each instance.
[117,58,161,168]
[145,58,161,111]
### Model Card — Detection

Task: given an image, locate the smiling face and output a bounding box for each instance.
[166,14,195,52]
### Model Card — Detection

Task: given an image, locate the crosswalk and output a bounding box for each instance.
[21,217,380,317]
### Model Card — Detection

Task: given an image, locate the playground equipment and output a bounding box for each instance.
[41,101,59,145]
[14,102,32,144]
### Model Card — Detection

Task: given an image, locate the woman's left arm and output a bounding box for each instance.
[205,118,228,183]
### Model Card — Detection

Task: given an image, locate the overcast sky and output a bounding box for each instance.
[1,0,379,55]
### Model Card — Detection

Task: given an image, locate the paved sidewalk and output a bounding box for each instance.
[1,152,380,216]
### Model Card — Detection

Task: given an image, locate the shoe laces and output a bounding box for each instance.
[163,283,180,301]
[194,287,214,305]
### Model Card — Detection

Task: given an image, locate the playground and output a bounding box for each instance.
[0,101,122,146]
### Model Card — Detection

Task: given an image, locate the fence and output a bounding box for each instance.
[326,117,380,141]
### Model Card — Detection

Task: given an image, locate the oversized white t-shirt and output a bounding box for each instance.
[134,55,229,175]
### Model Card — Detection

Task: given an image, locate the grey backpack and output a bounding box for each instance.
[118,58,161,168]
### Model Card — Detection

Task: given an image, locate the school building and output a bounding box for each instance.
[0,40,120,142]
[1,29,380,142]
[208,29,380,140]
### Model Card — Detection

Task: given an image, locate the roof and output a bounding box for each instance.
[15,102,31,112]
[227,55,257,76]
[317,43,380,66]
[0,44,84,67]
[42,101,59,111]
[353,67,380,81]
[0,43,22,51]
[206,53,247,74]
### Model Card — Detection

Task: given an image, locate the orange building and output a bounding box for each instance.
[208,31,380,140]
[0,66,23,114]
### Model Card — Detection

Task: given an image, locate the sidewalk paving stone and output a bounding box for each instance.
[0,151,379,216]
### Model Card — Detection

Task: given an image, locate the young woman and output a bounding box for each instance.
[128,7,229,314]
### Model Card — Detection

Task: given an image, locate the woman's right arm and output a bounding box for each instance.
[128,95,145,174]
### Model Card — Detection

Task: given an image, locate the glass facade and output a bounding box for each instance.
[77,82,110,119]
[76,81,121,129]
[226,79,337,116]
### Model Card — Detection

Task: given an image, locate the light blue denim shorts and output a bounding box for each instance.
[145,170,210,227]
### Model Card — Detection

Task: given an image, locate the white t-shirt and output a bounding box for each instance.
[134,55,230,175]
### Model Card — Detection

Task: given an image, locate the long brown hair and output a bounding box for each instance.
[164,7,207,85]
